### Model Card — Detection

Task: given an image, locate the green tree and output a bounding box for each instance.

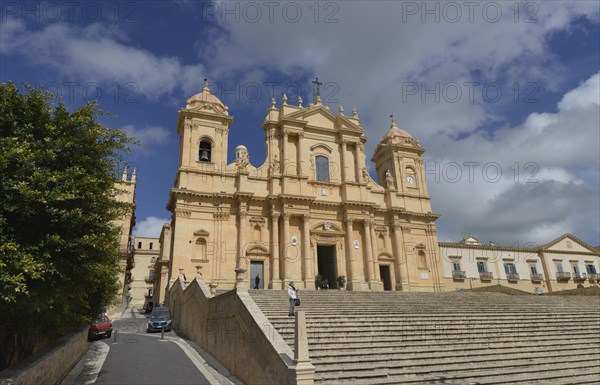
[0,82,135,369]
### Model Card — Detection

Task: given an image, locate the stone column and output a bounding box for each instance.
[357,142,366,180]
[282,212,291,282]
[391,223,404,291]
[370,220,379,283]
[340,139,349,182]
[354,143,361,183]
[237,209,247,270]
[302,214,311,288]
[363,220,375,283]
[344,218,355,285]
[282,131,288,176]
[297,133,304,176]
[270,213,281,288]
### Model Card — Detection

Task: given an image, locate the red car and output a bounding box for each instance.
[88,314,113,340]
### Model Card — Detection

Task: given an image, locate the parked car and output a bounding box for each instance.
[88,314,113,340]
[146,307,172,333]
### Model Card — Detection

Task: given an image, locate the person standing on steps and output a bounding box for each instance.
[288,281,298,316]
[254,274,260,289]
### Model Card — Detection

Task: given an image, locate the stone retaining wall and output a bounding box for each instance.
[167,277,313,385]
[0,327,87,385]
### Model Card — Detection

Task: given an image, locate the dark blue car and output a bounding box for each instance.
[146,307,172,332]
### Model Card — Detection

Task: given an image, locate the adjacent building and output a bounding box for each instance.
[114,168,136,303]
[441,233,599,293]
[128,236,159,307]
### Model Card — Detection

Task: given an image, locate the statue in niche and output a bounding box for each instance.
[385,170,395,190]
[236,150,250,172]
[270,154,280,174]
[362,167,369,183]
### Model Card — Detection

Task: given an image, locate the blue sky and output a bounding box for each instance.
[1,1,599,247]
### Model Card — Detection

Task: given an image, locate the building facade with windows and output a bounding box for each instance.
[441,234,600,293]
[129,236,160,307]
[152,224,172,306]
[114,168,136,302]
[164,82,445,292]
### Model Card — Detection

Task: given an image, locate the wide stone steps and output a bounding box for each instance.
[316,354,600,384]
[248,291,600,384]
[309,341,600,365]
[313,346,600,373]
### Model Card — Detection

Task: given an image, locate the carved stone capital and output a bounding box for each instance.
[237,210,248,219]
[282,212,292,221]
[175,209,191,218]
[302,214,311,221]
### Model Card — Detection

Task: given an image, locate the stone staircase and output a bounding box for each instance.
[248,290,600,385]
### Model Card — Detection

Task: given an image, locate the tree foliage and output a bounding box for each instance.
[0,82,135,368]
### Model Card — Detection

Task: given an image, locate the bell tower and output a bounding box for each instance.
[371,116,431,213]
[174,80,233,188]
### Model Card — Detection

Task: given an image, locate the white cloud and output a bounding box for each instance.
[120,125,171,148]
[1,21,205,100]
[134,216,170,238]
[427,72,600,245]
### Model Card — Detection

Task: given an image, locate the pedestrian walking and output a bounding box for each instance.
[254,274,261,289]
[288,281,298,316]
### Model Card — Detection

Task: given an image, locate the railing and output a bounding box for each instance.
[479,272,493,280]
[573,273,587,282]
[452,270,466,280]
[145,275,155,284]
[556,272,571,281]
[506,273,520,281]
[588,273,598,283]
[530,273,543,282]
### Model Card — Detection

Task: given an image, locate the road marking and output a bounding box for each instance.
[166,337,223,385]
[60,341,110,385]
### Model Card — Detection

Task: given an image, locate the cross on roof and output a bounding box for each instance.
[312,77,323,102]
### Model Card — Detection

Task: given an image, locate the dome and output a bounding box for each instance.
[185,80,227,113]
[379,119,412,145]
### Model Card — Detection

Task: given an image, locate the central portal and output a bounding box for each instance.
[317,245,337,289]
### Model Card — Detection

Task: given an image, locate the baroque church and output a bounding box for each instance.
[164,81,445,292]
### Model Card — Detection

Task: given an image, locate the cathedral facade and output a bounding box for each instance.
[165,82,445,292]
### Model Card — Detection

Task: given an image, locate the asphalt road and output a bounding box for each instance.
[62,309,225,385]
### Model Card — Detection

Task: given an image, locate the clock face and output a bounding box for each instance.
[407,175,414,184]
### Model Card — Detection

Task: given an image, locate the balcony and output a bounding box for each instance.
[556,272,571,281]
[530,273,543,282]
[145,275,155,284]
[506,273,520,281]
[479,272,493,280]
[573,273,587,282]
[452,270,466,280]
[588,274,598,283]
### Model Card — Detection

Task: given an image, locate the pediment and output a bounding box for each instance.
[311,221,344,235]
[246,243,269,255]
[284,106,337,130]
[186,103,229,117]
[543,234,598,254]
[194,229,210,237]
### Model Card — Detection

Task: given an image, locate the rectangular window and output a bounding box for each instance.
[556,263,563,273]
[315,156,330,182]
[477,261,487,273]
[452,260,461,272]
[150,242,153,250]
[529,264,538,275]
[138,241,142,249]
[504,263,517,274]
[585,264,597,274]
[572,264,580,275]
